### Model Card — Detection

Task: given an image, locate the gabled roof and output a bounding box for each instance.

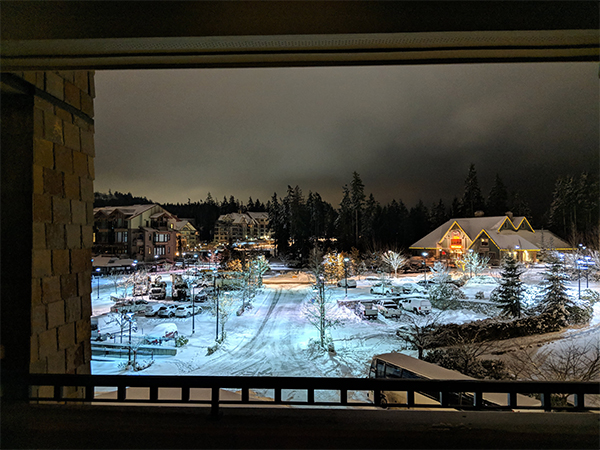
[410,215,572,252]
[93,204,157,219]
[411,216,517,249]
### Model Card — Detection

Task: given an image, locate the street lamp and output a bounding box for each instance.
[213,269,219,342]
[191,283,196,334]
[95,267,101,298]
[125,312,134,362]
[421,252,428,287]
[343,257,350,297]
[577,259,583,300]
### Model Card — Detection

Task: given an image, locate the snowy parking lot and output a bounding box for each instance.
[91,266,600,401]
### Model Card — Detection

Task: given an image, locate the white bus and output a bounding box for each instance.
[369,352,541,410]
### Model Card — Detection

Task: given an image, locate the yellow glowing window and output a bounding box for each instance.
[450,238,462,248]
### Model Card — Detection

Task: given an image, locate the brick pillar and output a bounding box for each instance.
[1,70,95,398]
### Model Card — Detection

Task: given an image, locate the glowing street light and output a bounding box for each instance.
[213,269,220,342]
[95,267,101,299]
[421,252,428,287]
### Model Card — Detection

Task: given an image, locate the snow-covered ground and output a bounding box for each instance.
[91,266,600,402]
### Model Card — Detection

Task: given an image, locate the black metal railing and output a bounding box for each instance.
[24,374,600,416]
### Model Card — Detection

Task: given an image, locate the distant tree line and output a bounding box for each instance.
[95,164,599,259]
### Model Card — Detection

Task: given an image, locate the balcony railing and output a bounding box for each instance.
[24,374,600,416]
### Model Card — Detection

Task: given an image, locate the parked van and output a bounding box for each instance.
[399,297,431,314]
[337,279,357,288]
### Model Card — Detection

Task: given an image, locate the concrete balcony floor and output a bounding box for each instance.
[3,401,599,449]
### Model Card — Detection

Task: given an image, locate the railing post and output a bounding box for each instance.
[340,389,347,405]
[210,387,220,419]
[85,385,95,402]
[53,384,62,402]
[440,391,449,408]
[307,389,315,404]
[275,388,281,404]
[182,386,190,402]
[473,391,483,409]
[242,388,249,403]
[407,390,415,408]
[507,392,517,409]
[541,392,552,412]
[573,392,584,410]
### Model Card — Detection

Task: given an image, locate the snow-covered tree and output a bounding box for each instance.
[301,277,343,351]
[211,290,240,344]
[396,310,445,360]
[322,252,345,282]
[494,255,526,318]
[540,254,572,325]
[381,250,407,277]
[427,262,464,309]
[458,251,490,278]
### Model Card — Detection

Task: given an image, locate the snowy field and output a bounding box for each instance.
[91,267,600,402]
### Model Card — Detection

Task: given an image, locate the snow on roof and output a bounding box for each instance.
[92,256,136,267]
[94,204,157,219]
[411,216,508,248]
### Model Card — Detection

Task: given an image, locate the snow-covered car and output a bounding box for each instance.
[145,323,179,344]
[133,284,148,296]
[398,283,425,295]
[376,299,402,318]
[356,301,378,320]
[149,285,167,300]
[157,305,177,318]
[110,298,148,314]
[144,303,166,317]
[194,290,209,303]
[370,283,396,296]
[175,304,202,317]
[399,297,432,314]
[337,279,357,288]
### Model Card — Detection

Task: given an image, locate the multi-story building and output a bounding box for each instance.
[93,204,178,262]
[173,219,199,252]
[214,212,272,244]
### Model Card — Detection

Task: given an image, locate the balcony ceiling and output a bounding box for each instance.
[1,1,598,70]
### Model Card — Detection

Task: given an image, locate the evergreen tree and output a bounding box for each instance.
[450,197,461,218]
[361,193,379,245]
[494,255,525,318]
[336,185,354,249]
[541,255,571,325]
[487,174,509,216]
[430,199,449,228]
[350,172,366,248]
[461,164,485,217]
[509,190,532,218]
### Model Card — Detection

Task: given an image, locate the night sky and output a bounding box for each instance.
[94,62,598,220]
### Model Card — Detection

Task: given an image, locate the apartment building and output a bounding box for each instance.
[93,204,178,262]
[214,212,271,244]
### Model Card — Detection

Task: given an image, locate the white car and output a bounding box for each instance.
[337,279,357,288]
[174,304,201,318]
[376,299,402,318]
[145,303,166,317]
[399,297,432,314]
[370,283,396,296]
[157,305,177,318]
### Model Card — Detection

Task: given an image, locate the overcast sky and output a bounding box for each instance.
[94,62,598,218]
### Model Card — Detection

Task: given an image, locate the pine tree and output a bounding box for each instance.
[461,164,485,217]
[487,174,509,216]
[494,255,525,318]
[541,255,571,325]
[350,172,366,247]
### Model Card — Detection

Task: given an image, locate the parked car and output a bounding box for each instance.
[149,285,167,300]
[399,297,432,315]
[157,305,177,318]
[145,303,166,317]
[370,283,396,296]
[398,283,425,295]
[194,290,209,303]
[337,279,357,288]
[145,323,179,344]
[175,304,202,318]
[376,299,402,318]
[356,301,378,320]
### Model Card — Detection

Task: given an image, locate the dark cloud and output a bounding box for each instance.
[94,63,598,218]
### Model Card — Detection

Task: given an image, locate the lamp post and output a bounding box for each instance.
[213,269,219,342]
[191,283,196,334]
[125,312,134,363]
[577,259,583,300]
[421,252,428,287]
[95,267,101,298]
[343,257,349,297]
[584,256,593,289]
